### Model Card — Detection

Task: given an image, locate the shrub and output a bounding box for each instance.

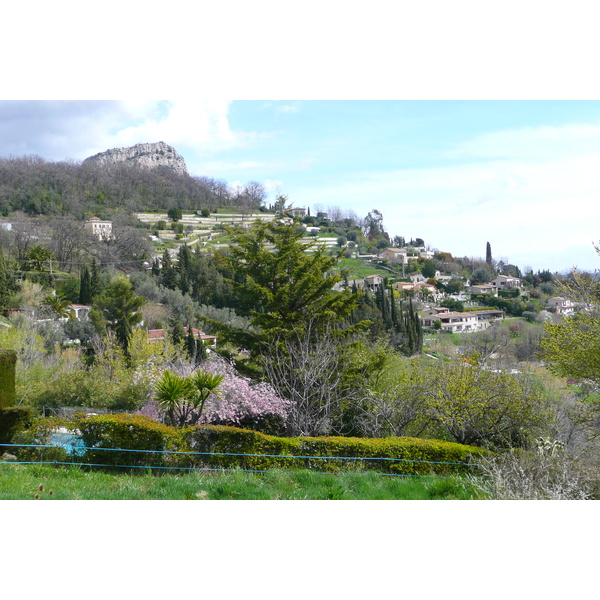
[9,416,72,463]
[76,414,193,469]
[0,406,34,445]
[186,426,490,476]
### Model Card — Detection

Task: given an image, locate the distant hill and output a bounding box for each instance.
[0,149,262,218]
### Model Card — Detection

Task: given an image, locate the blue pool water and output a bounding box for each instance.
[49,433,86,457]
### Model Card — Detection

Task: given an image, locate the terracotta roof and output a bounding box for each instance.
[147,327,207,340]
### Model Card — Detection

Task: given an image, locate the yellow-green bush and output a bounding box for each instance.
[187,426,490,475]
[13,415,490,475]
[75,414,193,469]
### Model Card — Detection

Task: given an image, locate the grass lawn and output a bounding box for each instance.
[336,258,399,279]
[0,463,483,500]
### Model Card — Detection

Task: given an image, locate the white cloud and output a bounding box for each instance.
[111,100,250,155]
[276,104,300,114]
[293,145,600,273]
[445,122,600,161]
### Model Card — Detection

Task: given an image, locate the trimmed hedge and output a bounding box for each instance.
[15,415,490,475]
[75,414,194,469]
[186,425,490,476]
[0,349,17,408]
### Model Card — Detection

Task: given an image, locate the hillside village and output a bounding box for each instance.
[1,143,599,501]
[2,206,578,339]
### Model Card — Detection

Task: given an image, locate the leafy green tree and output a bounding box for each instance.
[223,220,358,354]
[421,260,436,279]
[541,311,600,388]
[154,370,195,427]
[90,259,100,299]
[167,207,182,221]
[411,359,549,447]
[91,275,145,356]
[22,245,54,272]
[160,249,178,290]
[471,267,493,284]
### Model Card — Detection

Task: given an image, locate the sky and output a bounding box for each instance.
[1,99,600,274]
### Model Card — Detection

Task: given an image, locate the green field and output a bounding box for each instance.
[336,258,398,279]
[0,464,482,500]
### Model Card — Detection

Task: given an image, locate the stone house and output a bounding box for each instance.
[85,217,114,241]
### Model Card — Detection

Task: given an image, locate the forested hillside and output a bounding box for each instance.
[0,155,266,218]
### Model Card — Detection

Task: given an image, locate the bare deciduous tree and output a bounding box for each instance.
[262,322,354,437]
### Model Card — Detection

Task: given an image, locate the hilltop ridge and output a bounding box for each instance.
[83,141,188,175]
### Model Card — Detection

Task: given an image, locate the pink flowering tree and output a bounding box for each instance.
[138,355,291,434]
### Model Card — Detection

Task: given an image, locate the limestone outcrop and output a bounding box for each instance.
[83,141,188,175]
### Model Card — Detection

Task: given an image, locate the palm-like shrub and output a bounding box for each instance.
[188,370,224,425]
[154,369,224,427]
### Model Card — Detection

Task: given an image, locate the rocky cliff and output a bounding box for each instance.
[83,141,188,175]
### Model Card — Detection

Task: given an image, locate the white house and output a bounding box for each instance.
[85,217,114,241]
[378,247,408,264]
[363,274,384,292]
[421,310,485,333]
[491,274,521,289]
[547,297,575,316]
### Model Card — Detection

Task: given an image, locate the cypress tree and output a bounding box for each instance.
[90,259,100,299]
[79,265,91,304]
[0,247,15,311]
[161,250,178,290]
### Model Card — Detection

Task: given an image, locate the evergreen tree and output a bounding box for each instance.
[79,265,92,304]
[169,318,186,346]
[486,241,493,266]
[90,259,100,299]
[160,249,178,290]
[224,220,359,354]
[91,275,145,356]
[0,246,17,311]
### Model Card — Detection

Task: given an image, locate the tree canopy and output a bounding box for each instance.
[91,275,145,356]
[222,219,358,353]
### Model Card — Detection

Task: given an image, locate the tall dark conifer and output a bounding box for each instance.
[90,259,100,299]
[79,265,92,304]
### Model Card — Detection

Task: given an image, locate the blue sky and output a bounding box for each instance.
[2,99,600,274]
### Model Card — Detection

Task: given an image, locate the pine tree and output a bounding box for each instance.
[224,220,358,353]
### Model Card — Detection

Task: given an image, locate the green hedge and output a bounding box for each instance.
[16,415,490,475]
[0,406,33,445]
[75,414,194,469]
[186,425,490,476]
[0,349,16,407]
